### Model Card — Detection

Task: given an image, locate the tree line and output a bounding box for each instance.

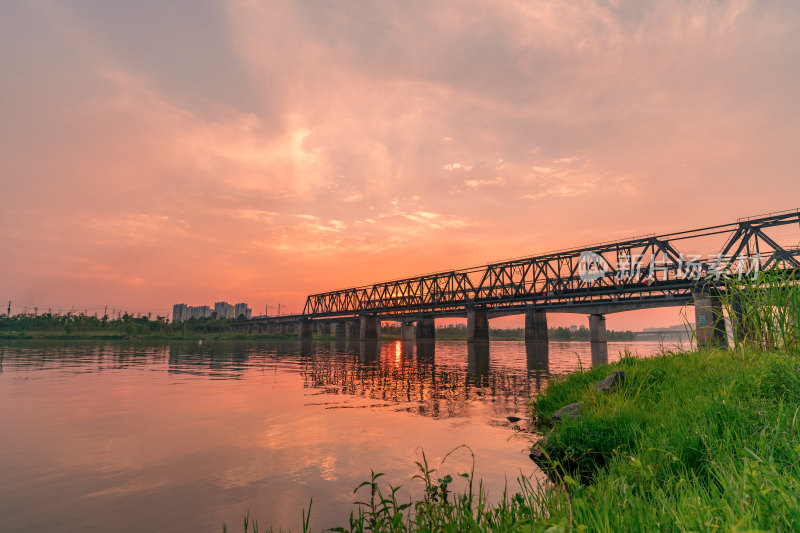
[0,312,234,337]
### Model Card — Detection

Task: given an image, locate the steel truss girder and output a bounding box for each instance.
[301,210,800,318]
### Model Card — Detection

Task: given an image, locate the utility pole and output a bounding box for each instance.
[104,305,108,317]
[7,301,10,316]
[278,303,281,316]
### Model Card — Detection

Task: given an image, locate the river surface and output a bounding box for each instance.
[0,339,679,532]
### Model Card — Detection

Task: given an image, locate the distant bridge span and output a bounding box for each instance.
[233,210,800,346]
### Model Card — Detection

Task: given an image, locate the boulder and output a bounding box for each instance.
[596,370,625,393]
[528,437,550,465]
[553,401,582,421]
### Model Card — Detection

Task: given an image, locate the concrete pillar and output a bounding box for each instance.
[360,315,379,341]
[279,323,287,336]
[415,316,435,341]
[318,323,331,337]
[401,321,415,341]
[298,319,313,340]
[347,320,360,340]
[693,292,728,348]
[589,314,607,343]
[525,309,548,343]
[335,322,346,340]
[467,307,490,343]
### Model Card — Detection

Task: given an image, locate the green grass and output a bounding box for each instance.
[528,346,800,531]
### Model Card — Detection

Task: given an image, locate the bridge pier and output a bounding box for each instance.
[279,323,288,336]
[693,291,728,348]
[525,309,548,343]
[467,307,490,343]
[298,318,313,340]
[401,321,415,341]
[318,322,331,337]
[416,316,435,341]
[335,322,346,340]
[360,315,379,341]
[589,314,607,343]
[347,320,360,340]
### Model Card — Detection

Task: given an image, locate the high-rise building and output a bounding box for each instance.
[234,303,252,319]
[172,302,251,322]
[172,303,187,323]
[191,305,212,319]
[214,301,235,319]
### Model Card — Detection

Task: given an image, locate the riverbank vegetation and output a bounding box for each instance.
[0,313,298,340]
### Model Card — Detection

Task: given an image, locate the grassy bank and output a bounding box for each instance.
[527,346,800,531]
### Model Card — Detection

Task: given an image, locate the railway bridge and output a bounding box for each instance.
[232,210,800,348]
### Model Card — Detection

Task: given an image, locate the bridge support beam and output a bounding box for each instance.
[360,315,379,341]
[416,316,435,341]
[401,321,415,341]
[279,323,287,336]
[589,314,607,343]
[335,322,346,340]
[467,307,490,343]
[317,323,331,337]
[298,319,313,340]
[347,320,360,340]
[693,291,728,348]
[525,309,548,343]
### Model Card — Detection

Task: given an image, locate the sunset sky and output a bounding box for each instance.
[2,1,799,329]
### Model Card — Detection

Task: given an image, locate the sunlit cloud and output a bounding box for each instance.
[465,177,505,188]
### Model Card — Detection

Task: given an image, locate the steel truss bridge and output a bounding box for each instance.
[300,210,800,320]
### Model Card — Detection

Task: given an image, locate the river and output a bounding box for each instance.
[0,338,680,532]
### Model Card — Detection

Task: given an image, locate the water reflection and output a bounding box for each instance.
[0,338,669,533]
[591,342,609,367]
[526,342,549,391]
[299,340,540,419]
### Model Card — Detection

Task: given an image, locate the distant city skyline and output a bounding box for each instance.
[172,302,252,322]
